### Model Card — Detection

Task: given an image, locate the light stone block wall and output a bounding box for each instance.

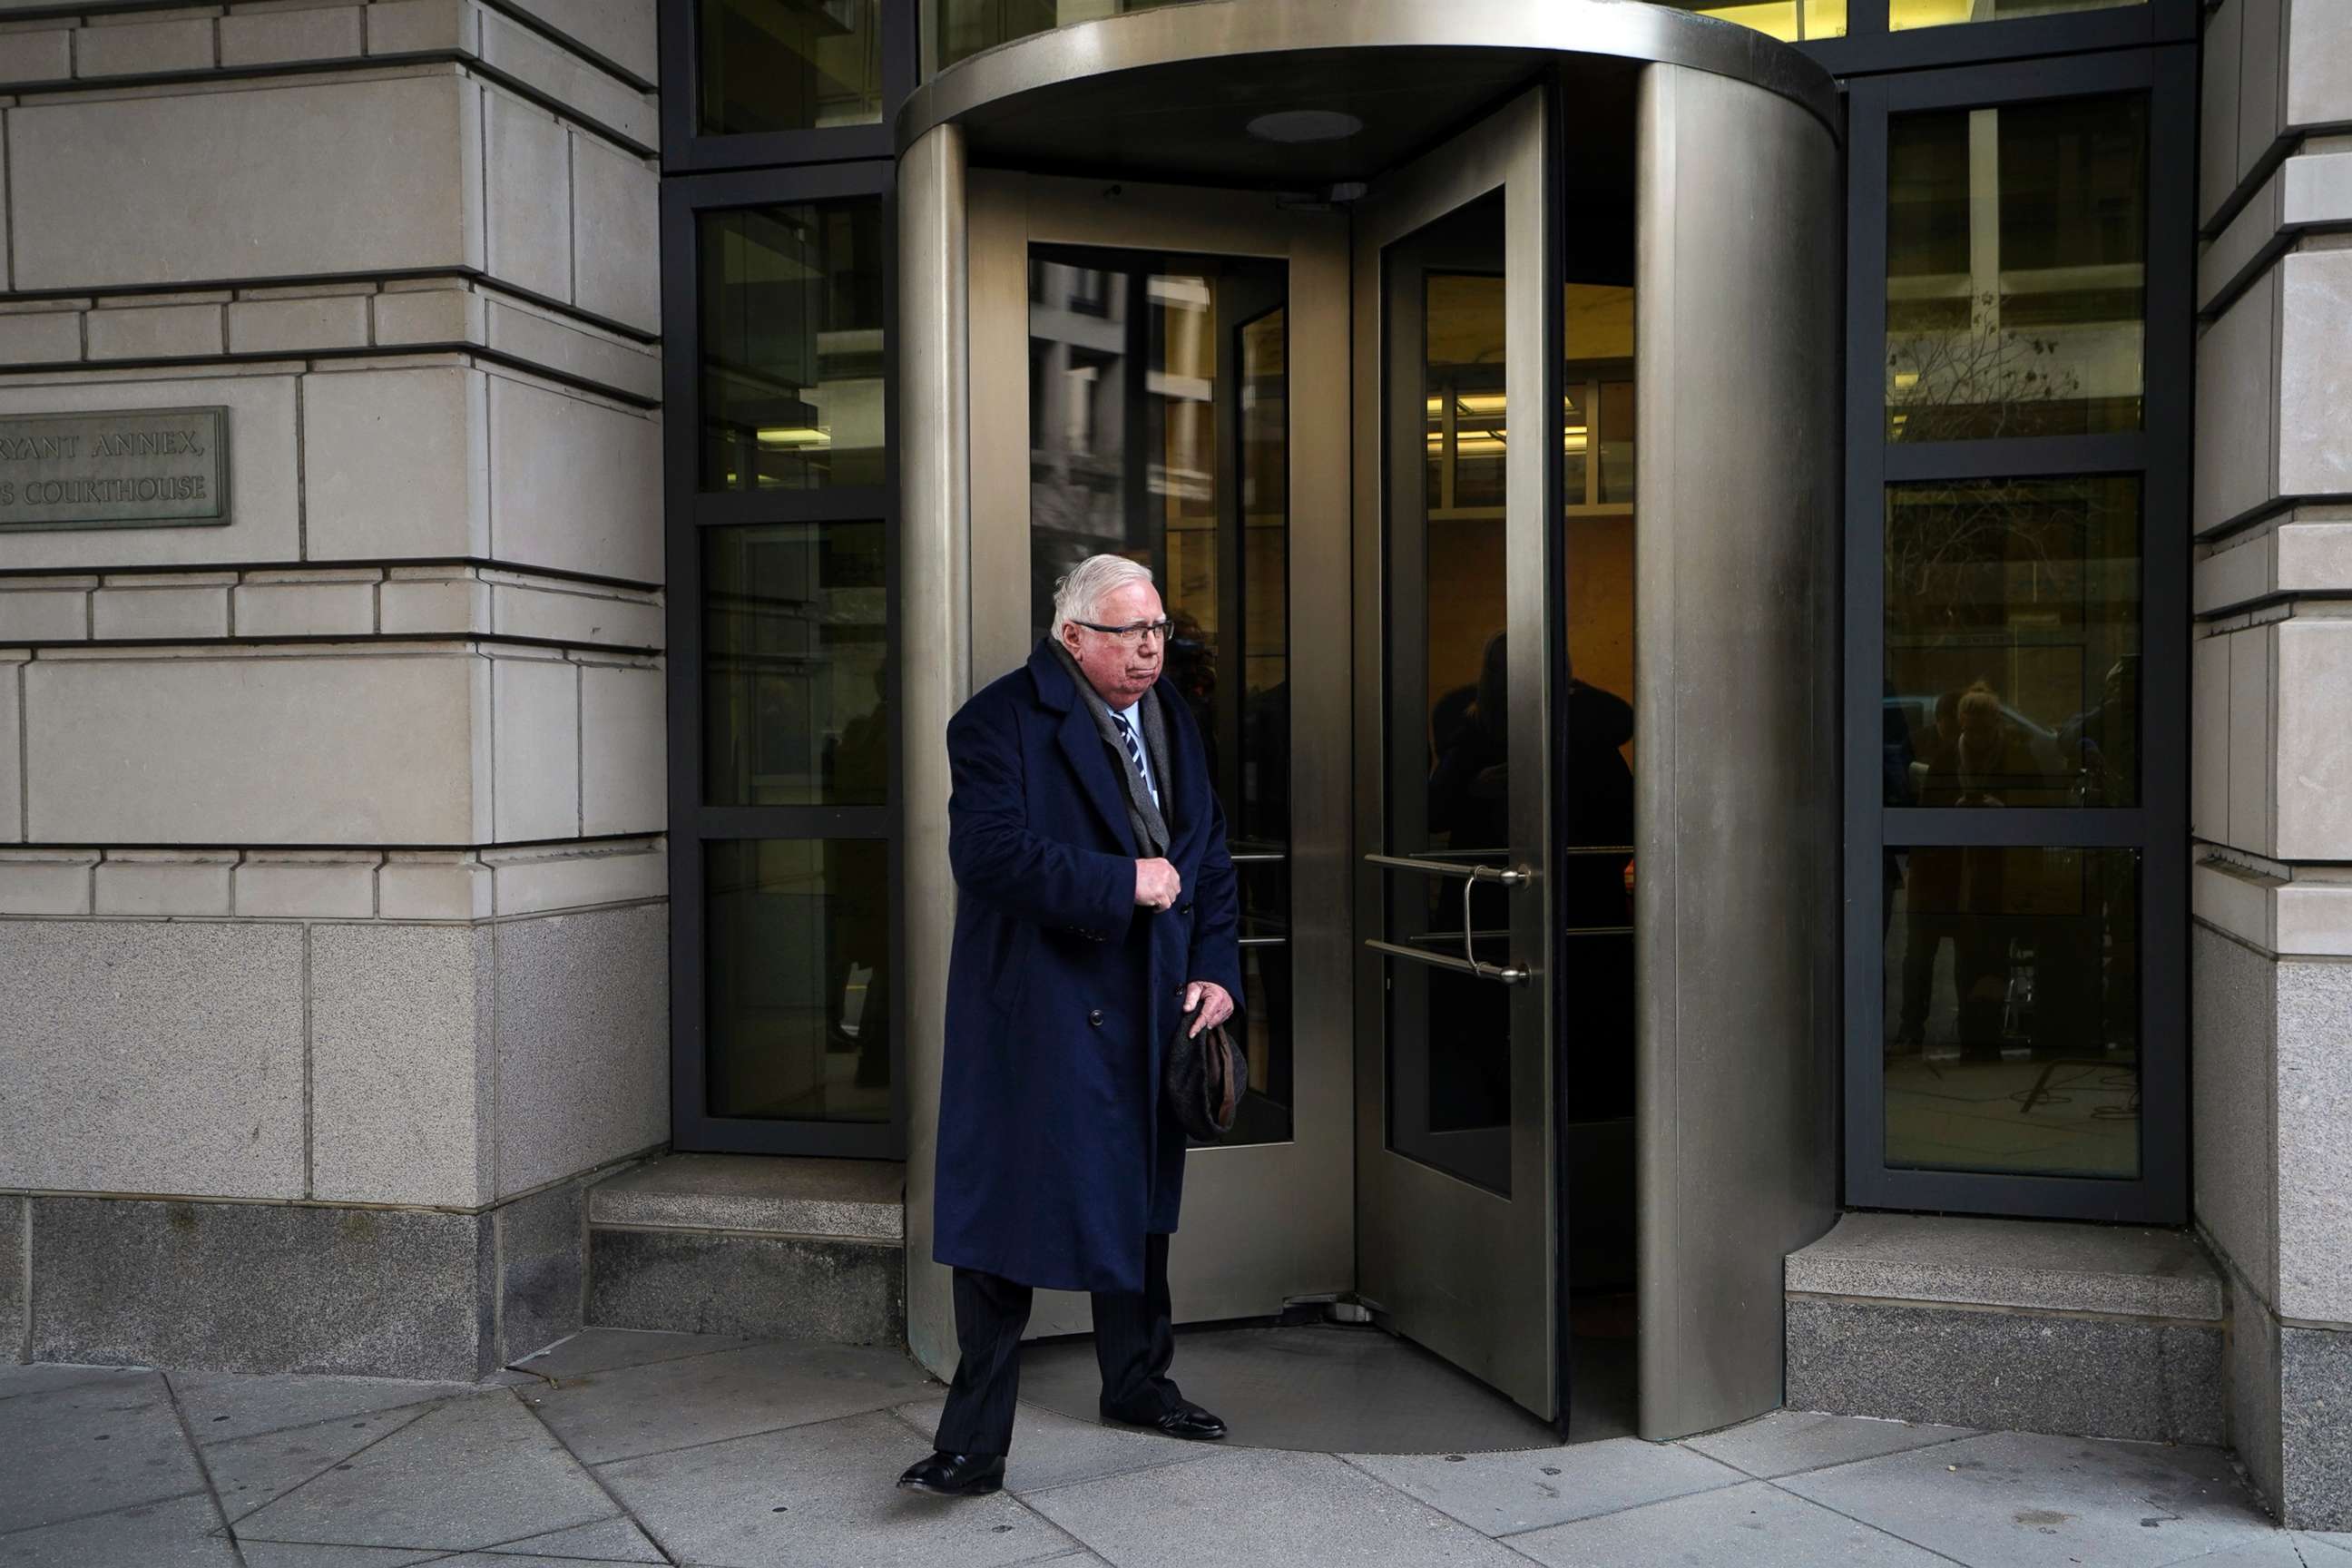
[2195,0,2352,1528]
[0,1,668,1380]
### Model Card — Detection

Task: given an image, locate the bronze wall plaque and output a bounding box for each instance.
[0,407,229,531]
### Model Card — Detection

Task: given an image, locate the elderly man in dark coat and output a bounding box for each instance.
[897,554,1244,1498]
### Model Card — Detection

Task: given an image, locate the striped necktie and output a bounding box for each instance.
[1112,712,1156,807]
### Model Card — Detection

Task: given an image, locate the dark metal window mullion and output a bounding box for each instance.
[1841,74,1897,1202]
[1846,52,2192,1223]
[661,168,717,1151]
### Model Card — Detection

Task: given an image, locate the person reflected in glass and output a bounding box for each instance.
[1558,653,1634,1122]
[1161,607,1219,783]
[1428,632,1511,850]
[829,665,892,1092]
[1424,632,1513,1130]
[2061,654,2140,808]
[1894,692,1953,1051]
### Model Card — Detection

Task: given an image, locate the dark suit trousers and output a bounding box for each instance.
[933,1231,1180,1458]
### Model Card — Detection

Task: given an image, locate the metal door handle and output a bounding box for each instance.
[1366,852,1531,981]
[1366,852,1529,886]
[1364,937,1529,985]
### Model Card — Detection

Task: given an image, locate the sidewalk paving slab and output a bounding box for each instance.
[1507,1476,1955,1567]
[595,1406,1076,1568]
[1681,1410,1981,1479]
[0,1370,209,1533]
[890,1395,1216,1495]
[2179,1540,2352,1566]
[1341,1436,1747,1535]
[0,1362,150,1404]
[1019,1446,1535,1567]
[202,1398,448,1524]
[172,1370,475,1441]
[510,1328,763,1382]
[4,1328,2335,1568]
[462,1514,667,1561]
[523,1339,936,1465]
[230,1389,616,1553]
[0,1491,239,1568]
[234,1545,448,1567]
[1779,1427,2268,1568]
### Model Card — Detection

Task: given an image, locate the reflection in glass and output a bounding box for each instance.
[707,838,891,1122]
[1893,0,2140,27]
[1027,248,1294,1144]
[1884,847,2141,1179]
[704,521,887,807]
[1648,0,1847,38]
[1886,96,2147,441]
[1884,476,2140,808]
[1597,380,1636,505]
[699,0,881,135]
[1400,235,1514,1171]
[937,0,1189,67]
[700,201,886,491]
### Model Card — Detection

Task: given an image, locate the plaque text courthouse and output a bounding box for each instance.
[0,407,229,530]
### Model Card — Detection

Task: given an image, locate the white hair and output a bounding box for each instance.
[1051,554,1156,639]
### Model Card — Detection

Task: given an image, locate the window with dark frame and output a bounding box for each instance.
[1840,37,2196,1223]
[662,2,917,1159]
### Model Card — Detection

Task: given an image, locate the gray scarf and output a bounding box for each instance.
[1053,642,1174,857]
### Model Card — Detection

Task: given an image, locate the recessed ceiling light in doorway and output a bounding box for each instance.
[1246,109,1364,144]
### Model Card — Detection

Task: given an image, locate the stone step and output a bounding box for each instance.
[1784,1212,2226,1446]
[584,1154,906,1346]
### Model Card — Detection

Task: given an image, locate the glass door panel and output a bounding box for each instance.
[1354,89,1557,1422]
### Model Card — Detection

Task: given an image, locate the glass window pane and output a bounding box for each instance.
[1394,214,1514,1191]
[700,201,886,492]
[1886,95,2147,442]
[699,0,882,134]
[1645,0,1847,39]
[704,521,888,806]
[1884,475,2140,808]
[1027,248,1294,1147]
[1884,847,2141,1179]
[707,838,891,1122]
[1893,0,2140,27]
[1427,273,1507,515]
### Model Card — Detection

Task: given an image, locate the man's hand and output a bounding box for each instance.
[1183,980,1235,1036]
[1134,858,1181,910]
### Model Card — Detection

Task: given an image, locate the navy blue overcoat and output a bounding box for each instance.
[933,640,1244,1295]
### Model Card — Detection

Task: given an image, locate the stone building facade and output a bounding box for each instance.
[0,0,667,1382]
[2190,0,2352,1523]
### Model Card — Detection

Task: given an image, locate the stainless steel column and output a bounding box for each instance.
[1633,63,1842,1440]
[897,120,969,1380]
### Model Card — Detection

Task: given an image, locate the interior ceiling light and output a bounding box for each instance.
[1246,109,1364,144]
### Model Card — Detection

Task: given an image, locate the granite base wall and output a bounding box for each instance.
[1785,1296,2224,1446]
[2,1195,24,1362]
[587,1228,905,1345]
[16,1163,632,1381]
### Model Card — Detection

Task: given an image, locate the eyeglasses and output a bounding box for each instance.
[1074,618,1174,645]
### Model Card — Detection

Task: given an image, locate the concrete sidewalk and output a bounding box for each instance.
[0,1328,2334,1567]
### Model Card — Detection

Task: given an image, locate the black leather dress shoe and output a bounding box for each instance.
[897,1451,1006,1496]
[1103,1402,1228,1442]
